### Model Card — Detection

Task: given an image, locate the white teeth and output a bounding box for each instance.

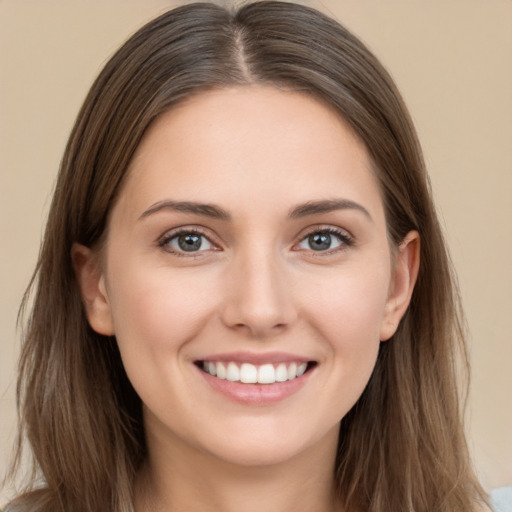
[287,362,297,380]
[275,363,288,382]
[240,363,258,383]
[201,360,311,384]
[216,362,227,380]
[257,364,275,384]
[207,362,217,376]
[226,362,240,382]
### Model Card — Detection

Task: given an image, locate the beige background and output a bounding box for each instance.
[1,0,511,501]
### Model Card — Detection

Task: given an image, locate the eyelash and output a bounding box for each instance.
[158,228,218,257]
[294,226,353,255]
[158,226,353,257]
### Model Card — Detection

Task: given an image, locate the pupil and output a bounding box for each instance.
[178,234,202,251]
[309,233,331,251]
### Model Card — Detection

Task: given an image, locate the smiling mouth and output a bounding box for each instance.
[196,361,316,384]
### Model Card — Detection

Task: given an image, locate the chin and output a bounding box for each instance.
[209,441,310,468]
[195,421,339,469]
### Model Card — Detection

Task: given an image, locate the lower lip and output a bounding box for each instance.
[197,366,313,405]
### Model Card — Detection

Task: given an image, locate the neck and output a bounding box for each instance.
[136,423,342,512]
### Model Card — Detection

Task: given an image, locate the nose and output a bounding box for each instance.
[220,248,297,338]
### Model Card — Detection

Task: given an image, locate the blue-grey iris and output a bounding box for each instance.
[309,233,331,251]
[178,233,202,251]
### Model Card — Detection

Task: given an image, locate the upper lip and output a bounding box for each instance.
[196,351,314,365]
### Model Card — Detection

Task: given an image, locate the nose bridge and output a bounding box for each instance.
[221,243,296,336]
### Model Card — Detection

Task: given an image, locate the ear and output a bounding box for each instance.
[71,243,114,336]
[380,231,420,341]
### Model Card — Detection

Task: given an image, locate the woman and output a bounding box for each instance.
[4,1,489,511]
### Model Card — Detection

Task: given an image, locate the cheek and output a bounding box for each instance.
[104,263,224,420]
[300,261,390,393]
[304,262,390,342]
[106,263,219,361]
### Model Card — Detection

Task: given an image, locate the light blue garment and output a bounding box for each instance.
[491,487,512,512]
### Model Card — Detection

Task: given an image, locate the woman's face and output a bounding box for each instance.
[76,86,417,468]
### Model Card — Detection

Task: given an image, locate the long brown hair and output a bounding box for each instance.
[6,2,487,511]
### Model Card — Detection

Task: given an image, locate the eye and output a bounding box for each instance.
[160,230,215,254]
[296,228,351,252]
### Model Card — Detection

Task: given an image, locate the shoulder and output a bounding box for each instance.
[490,486,512,512]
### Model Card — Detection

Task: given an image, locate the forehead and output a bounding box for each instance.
[133,85,369,169]
[115,85,384,223]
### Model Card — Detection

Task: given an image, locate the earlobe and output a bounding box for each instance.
[380,231,420,341]
[71,243,115,336]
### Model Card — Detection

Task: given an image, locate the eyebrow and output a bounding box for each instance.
[139,200,231,221]
[288,199,372,221]
[139,198,372,222]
